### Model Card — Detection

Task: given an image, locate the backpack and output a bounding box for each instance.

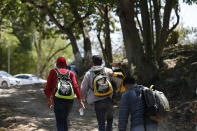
[92,69,113,97]
[141,85,170,123]
[54,67,75,99]
[112,72,125,93]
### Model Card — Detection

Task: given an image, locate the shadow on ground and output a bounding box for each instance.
[0,85,105,131]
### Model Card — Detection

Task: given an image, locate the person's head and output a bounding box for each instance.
[123,75,136,91]
[92,55,102,66]
[56,57,67,68]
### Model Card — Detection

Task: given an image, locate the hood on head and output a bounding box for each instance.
[56,57,67,67]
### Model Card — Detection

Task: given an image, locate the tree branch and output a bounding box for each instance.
[49,44,71,60]
[162,0,173,31]
[38,32,42,53]
[140,0,153,56]
[24,0,44,9]
[40,44,71,73]
[94,2,105,17]
[33,34,38,53]
[25,0,69,34]
[42,0,68,34]
[153,0,161,46]
[155,0,174,60]
[67,0,91,28]
[97,20,105,53]
[134,2,143,35]
[71,12,91,27]
[45,39,57,60]
[168,5,180,34]
[136,14,143,35]
[149,0,154,45]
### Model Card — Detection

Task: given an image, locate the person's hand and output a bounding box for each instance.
[79,100,85,109]
[109,72,114,76]
[47,99,53,109]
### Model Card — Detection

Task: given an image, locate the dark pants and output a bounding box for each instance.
[112,85,117,100]
[95,98,114,131]
[54,98,73,131]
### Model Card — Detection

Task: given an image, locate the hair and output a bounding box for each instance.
[92,55,102,66]
[123,75,136,86]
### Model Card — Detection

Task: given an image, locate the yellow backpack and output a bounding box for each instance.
[93,70,113,96]
[113,72,125,93]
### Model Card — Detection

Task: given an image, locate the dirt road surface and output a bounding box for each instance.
[0,85,120,131]
[0,85,179,131]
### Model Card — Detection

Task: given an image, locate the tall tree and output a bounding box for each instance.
[95,3,113,67]
[116,0,180,83]
[25,0,95,76]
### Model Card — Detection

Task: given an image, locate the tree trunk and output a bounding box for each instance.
[66,28,85,76]
[104,5,113,67]
[155,0,173,64]
[41,0,93,76]
[117,0,158,83]
[153,0,162,48]
[96,5,113,68]
[68,1,92,74]
[33,32,42,77]
[140,0,154,60]
[97,21,108,65]
[37,33,42,77]
[78,23,92,71]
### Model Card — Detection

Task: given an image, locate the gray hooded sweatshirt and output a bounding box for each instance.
[80,66,114,104]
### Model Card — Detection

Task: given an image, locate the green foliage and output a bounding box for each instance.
[179,27,197,44]
[1,0,196,80]
[12,21,33,51]
[0,29,73,77]
[0,0,75,77]
[183,0,197,5]
[0,31,37,75]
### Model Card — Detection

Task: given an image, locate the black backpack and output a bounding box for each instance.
[140,85,170,123]
[54,67,75,99]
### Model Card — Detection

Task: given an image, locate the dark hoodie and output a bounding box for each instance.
[45,57,81,100]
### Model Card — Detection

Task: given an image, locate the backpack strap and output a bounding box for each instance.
[54,67,71,80]
[137,85,147,131]
[93,68,106,80]
[65,70,71,79]
[54,67,61,76]
[94,68,105,76]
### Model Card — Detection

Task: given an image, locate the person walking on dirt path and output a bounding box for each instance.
[110,62,126,105]
[45,57,85,131]
[118,76,158,131]
[80,55,116,131]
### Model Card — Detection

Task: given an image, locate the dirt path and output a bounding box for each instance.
[0,85,119,131]
[1,85,194,131]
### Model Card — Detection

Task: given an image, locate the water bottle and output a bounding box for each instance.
[79,108,84,116]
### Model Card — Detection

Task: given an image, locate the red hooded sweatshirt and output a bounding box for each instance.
[45,57,81,100]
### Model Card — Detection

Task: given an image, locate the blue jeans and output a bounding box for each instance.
[95,98,114,131]
[54,98,73,131]
[131,123,158,131]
